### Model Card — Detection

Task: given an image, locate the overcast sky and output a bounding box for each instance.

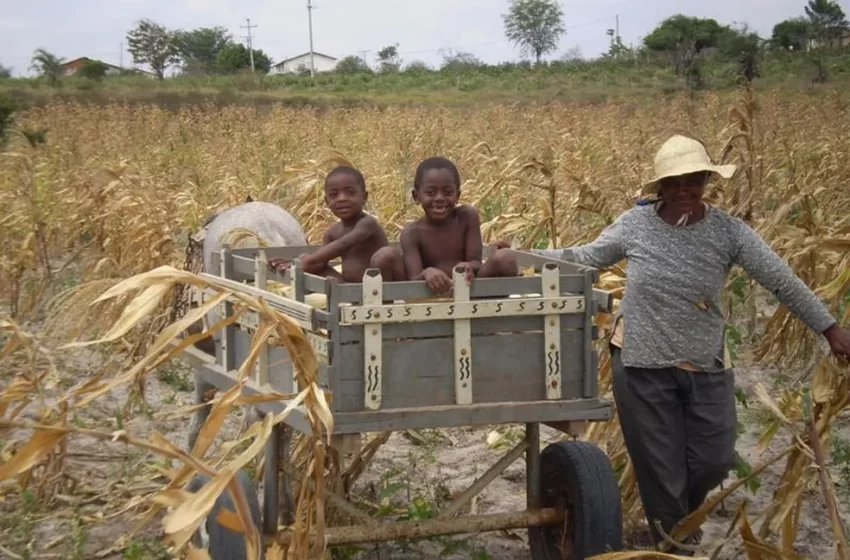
[0,0,825,77]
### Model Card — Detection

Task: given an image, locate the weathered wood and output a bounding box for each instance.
[582,271,598,399]
[339,295,586,325]
[507,248,600,283]
[330,398,613,434]
[336,314,589,343]
[191,361,314,435]
[333,331,586,413]
[336,274,589,303]
[197,272,317,331]
[543,420,588,437]
[439,439,529,518]
[272,508,564,547]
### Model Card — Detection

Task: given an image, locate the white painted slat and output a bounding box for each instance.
[453,266,473,405]
[339,296,584,325]
[542,263,562,399]
[362,269,383,410]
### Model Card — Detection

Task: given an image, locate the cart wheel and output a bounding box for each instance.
[529,440,623,560]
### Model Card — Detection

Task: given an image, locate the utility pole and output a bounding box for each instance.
[119,42,123,68]
[307,0,315,78]
[242,18,258,72]
[615,14,620,42]
[358,50,370,66]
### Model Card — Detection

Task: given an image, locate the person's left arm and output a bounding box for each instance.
[732,219,850,357]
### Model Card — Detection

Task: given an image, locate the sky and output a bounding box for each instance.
[0,0,829,77]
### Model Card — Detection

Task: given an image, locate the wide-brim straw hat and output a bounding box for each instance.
[641,135,737,195]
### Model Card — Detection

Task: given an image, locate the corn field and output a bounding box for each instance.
[0,85,849,559]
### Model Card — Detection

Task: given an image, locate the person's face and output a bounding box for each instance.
[413,168,459,222]
[659,171,709,214]
[325,172,366,220]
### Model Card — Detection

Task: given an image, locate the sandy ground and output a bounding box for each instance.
[1,341,848,560]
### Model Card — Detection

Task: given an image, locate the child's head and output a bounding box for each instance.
[412,157,461,222]
[324,165,367,220]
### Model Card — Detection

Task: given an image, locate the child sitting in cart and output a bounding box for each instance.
[269,165,405,283]
[400,156,519,295]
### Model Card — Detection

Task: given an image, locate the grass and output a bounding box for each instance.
[1,48,850,110]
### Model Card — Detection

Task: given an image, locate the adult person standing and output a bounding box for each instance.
[513,135,850,555]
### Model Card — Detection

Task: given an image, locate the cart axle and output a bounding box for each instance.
[271,507,564,547]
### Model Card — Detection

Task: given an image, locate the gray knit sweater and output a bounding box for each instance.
[534,204,836,372]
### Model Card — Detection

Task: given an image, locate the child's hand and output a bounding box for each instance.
[490,239,512,250]
[268,258,291,273]
[422,268,452,294]
[455,262,475,286]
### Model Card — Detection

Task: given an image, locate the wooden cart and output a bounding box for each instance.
[181,245,624,559]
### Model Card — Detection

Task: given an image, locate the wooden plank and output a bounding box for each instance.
[230,253,613,315]
[336,274,588,303]
[362,269,383,410]
[221,247,236,372]
[541,263,562,400]
[193,362,314,435]
[197,272,317,331]
[231,245,320,260]
[339,296,586,325]
[507,249,601,283]
[254,250,270,387]
[582,271,597,399]
[452,266,473,405]
[331,398,614,434]
[332,331,585,413]
[336,314,586,343]
[232,328,296,394]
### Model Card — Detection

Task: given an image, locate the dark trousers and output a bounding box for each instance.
[611,348,737,555]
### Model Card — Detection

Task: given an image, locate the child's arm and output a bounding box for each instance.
[302,217,377,272]
[401,225,452,293]
[400,225,424,280]
[458,205,484,274]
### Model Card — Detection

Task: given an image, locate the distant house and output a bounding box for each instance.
[60,57,123,77]
[269,52,337,75]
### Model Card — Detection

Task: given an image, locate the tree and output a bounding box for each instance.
[805,0,849,49]
[77,59,109,80]
[335,55,371,74]
[215,43,271,74]
[404,60,432,75]
[0,64,11,78]
[440,50,482,72]
[173,26,232,74]
[29,48,65,87]
[502,0,565,63]
[643,15,728,53]
[376,44,401,73]
[719,25,763,82]
[643,15,729,80]
[771,17,812,50]
[126,19,180,79]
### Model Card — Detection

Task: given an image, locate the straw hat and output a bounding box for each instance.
[642,135,737,195]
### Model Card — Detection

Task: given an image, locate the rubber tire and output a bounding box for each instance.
[528,440,624,560]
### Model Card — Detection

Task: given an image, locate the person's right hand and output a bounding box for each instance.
[490,239,511,250]
[422,267,452,294]
[268,258,291,273]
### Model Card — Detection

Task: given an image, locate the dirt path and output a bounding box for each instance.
[2,347,848,560]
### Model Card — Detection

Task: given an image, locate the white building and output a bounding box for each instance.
[269,52,338,75]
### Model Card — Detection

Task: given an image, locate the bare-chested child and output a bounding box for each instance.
[400,156,519,294]
[269,166,404,283]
